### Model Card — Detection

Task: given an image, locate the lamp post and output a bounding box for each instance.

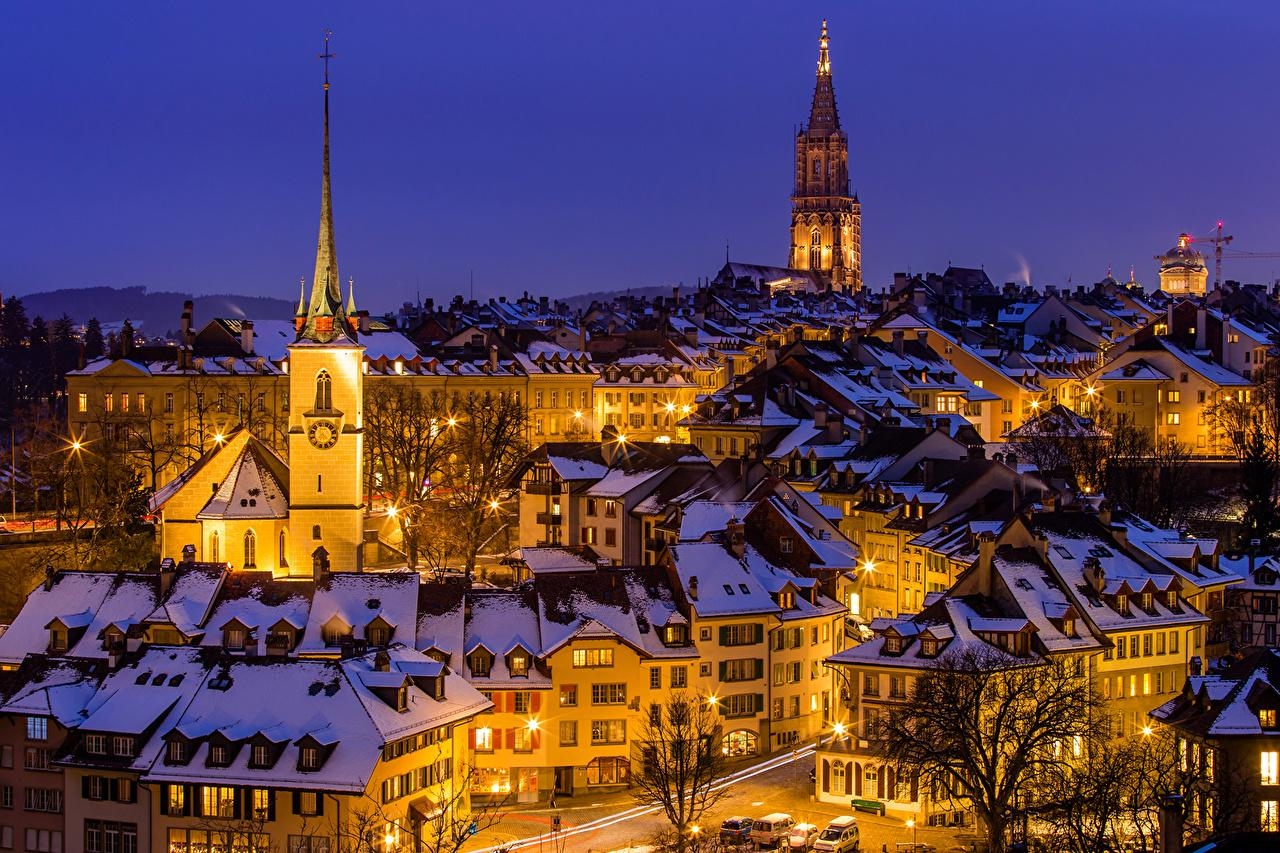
[906,818,916,851]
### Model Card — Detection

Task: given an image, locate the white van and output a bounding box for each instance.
[750,812,794,847]
[812,815,860,853]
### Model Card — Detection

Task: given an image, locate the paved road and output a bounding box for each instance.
[464,746,974,853]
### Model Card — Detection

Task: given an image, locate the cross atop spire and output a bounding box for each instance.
[297,29,353,345]
[807,19,840,134]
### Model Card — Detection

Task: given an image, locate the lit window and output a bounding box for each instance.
[475,727,493,752]
[1263,750,1279,785]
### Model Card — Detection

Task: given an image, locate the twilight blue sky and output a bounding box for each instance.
[3,2,1279,309]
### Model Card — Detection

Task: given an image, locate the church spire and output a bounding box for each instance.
[297,30,353,344]
[807,19,840,133]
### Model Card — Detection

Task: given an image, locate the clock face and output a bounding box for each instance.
[308,420,339,449]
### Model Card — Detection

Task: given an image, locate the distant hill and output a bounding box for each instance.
[560,285,673,312]
[13,286,296,338]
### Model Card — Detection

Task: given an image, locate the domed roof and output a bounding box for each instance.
[1160,234,1207,271]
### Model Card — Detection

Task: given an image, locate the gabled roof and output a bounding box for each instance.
[197,440,289,520]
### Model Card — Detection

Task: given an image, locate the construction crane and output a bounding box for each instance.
[1171,222,1280,288]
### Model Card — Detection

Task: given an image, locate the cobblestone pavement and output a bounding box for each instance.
[464,746,978,853]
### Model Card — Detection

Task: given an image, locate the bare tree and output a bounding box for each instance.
[878,647,1098,853]
[329,765,507,853]
[436,391,528,576]
[362,384,455,568]
[632,693,729,853]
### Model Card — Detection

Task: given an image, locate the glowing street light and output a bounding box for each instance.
[213,432,225,444]
[488,499,501,512]
[861,560,876,574]
[387,505,398,519]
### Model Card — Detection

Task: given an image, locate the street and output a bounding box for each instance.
[464,746,969,853]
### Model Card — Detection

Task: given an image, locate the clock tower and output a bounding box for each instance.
[286,35,365,577]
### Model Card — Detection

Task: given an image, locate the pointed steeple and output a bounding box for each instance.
[295,277,307,319]
[346,277,357,317]
[297,30,353,345]
[807,19,840,133]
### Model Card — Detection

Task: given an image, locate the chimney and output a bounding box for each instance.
[1005,451,1018,469]
[1098,500,1113,528]
[726,518,746,559]
[826,411,843,443]
[1083,556,1105,594]
[159,557,177,598]
[374,649,392,672]
[359,310,371,334]
[181,300,194,342]
[1157,795,1184,853]
[688,575,699,601]
[977,533,996,592]
[1195,307,1207,350]
[917,329,930,350]
[241,320,255,355]
[488,345,499,373]
[181,544,197,564]
[1165,302,1174,336]
[43,565,55,592]
[813,401,828,429]
[892,329,905,356]
[313,546,331,585]
[967,443,985,461]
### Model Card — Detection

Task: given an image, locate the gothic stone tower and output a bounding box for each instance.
[286,42,366,577]
[788,20,861,291]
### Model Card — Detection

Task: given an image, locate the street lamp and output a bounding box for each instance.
[906,818,917,850]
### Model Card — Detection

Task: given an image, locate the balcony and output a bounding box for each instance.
[645,537,668,553]
[535,512,563,526]
[525,481,562,496]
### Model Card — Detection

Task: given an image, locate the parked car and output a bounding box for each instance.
[788,822,820,850]
[719,816,754,846]
[750,813,794,848]
[812,815,860,853]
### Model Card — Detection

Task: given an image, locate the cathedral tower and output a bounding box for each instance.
[788,20,861,291]
[286,35,366,577]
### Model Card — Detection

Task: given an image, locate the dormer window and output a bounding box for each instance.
[509,651,529,678]
[1062,619,1076,638]
[367,623,390,647]
[85,735,107,755]
[321,618,352,648]
[113,736,134,757]
[469,650,493,678]
[250,744,272,768]
[921,638,937,658]
[299,746,320,771]
[1141,592,1154,612]
[166,739,188,765]
[396,687,409,712]
[49,628,67,653]
[209,743,230,767]
[661,625,688,647]
[777,591,795,610]
[267,628,294,652]
[1115,595,1128,615]
[779,536,793,554]
[1262,709,1278,729]
[224,626,246,650]
[885,635,902,654]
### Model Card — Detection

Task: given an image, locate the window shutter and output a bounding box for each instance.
[190,785,201,817]
[506,729,515,750]
[754,659,764,680]
[232,788,243,819]
[292,791,302,815]
[532,730,541,751]
[109,778,119,801]
[718,662,727,681]
[719,626,728,645]
[467,728,476,749]
[81,776,91,800]
[316,791,325,816]
[530,692,540,713]
[755,693,764,713]
[755,624,765,645]
[267,790,276,822]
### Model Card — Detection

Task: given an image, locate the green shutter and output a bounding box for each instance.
[754,659,764,680]
[719,662,727,681]
[292,791,301,815]
[316,791,325,816]
[755,693,765,713]
[719,626,729,646]
[754,624,764,645]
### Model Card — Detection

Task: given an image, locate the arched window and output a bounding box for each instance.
[279,530,288,568]
[315,370,333,411]
[720,730,758,758]
[243,530,256,568]
[832,760,846,793]
[210,531,220,563]
[809,228,822,269]
[812,158,821,177]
